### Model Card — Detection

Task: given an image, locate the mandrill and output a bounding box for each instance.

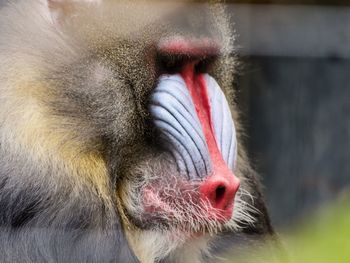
[0,0,276,262]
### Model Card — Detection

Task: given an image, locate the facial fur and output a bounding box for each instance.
[0,1,274,263]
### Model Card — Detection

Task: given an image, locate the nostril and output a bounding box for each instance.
[199,175,240,221]
[215,185,226,204]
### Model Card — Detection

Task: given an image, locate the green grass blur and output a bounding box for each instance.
[225,197,350,263]
[285,197,350,263]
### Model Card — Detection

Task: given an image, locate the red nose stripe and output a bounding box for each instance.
[181,64,240,220]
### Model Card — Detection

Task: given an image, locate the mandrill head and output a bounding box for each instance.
[5,0,257,261]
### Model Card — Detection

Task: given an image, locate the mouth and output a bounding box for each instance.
[132,175,236,235]
[142,182,235,222]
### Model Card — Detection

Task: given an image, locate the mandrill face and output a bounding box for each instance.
[0,0,275,262]
[45,0,252,245]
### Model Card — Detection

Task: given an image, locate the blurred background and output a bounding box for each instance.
[226,1,350,261]
[225,0,350,229]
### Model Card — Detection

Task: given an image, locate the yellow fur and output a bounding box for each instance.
[9,79,110,199]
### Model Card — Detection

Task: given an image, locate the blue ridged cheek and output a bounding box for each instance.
[149,74,237,179]
[204,74,238,171]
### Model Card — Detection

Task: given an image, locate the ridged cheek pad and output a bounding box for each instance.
[149,74,237,180]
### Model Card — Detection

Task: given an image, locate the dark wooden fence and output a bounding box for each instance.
[230,4,350,227]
